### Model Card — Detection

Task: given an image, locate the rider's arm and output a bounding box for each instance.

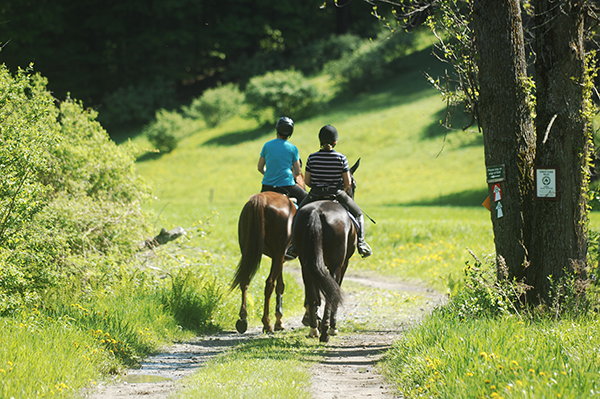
[304,171,312,187]
[342,171,352,195]
[257,156,266,175]
[292,160,301,178]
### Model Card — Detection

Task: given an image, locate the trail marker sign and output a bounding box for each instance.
[535,167,558,199]
[486,165,505,183]
[493,184,502,202]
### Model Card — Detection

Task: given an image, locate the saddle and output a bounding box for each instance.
[307,189,359,231]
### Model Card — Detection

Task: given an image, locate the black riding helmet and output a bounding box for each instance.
[276,117,294,136]
[319,124,338,145]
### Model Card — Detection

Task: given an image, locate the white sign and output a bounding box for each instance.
[536,169,557,198]
[496,201,503,218]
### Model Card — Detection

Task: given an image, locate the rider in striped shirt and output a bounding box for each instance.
[299,125,372,258]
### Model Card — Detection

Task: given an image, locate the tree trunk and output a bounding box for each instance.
[529,0,589,302]
[472,0,536,280]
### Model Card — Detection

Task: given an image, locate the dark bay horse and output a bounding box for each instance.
[292,160,360,342]
[231,191,296,334]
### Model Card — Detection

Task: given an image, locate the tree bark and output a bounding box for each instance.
[529,0,589,302]
[472,0,536,280]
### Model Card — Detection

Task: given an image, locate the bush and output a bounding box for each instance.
[0,65,150,314]
[325,29,416,93]
[244,70,323,125]
[98,77,177,126]
[182,83,245,128]
[291,34,364,75]
[144,109,185,153]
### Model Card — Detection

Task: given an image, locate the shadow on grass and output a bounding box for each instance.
[202,124,272,147]
[389,187,489,207]
[136,151,163,162]
[326,46,446,116]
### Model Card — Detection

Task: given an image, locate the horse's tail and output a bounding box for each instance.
[231,194,265,290]
[300,210,343,310]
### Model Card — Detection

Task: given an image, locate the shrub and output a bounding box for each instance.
[325,29,416,92]
[144,109,185,153]
[98,77,177,126]
[182,83,245,128]
[444,252,531,320]
[0,65,150,313]
[244,70,323,125]
[292,34,364,75]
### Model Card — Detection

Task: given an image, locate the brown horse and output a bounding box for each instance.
[231,191,296,334]
[292,160,360,342]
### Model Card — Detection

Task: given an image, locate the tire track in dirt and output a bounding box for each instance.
[85,268,445,399]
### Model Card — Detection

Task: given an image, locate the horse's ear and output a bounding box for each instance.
[350,158,361,174]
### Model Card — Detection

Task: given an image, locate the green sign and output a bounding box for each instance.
[486,165,505,183]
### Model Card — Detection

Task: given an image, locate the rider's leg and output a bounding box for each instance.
[336,192,372,258]
[285,184,307,204]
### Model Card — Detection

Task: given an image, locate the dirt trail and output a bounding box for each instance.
[85,270,445,399]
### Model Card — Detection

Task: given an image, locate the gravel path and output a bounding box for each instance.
[85,269,445,399]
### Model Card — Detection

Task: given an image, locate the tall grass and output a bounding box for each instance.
[382,313,600,398]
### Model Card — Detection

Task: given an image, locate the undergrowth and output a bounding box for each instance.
[382,237,600,399]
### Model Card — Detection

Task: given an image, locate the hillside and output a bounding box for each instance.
[133,46,487,225]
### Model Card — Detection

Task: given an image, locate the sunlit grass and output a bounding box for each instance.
[0,310,104,398]
[172,330,323,399]
[382,313,600,399]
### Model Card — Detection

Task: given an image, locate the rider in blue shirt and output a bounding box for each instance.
[258,117,307,204]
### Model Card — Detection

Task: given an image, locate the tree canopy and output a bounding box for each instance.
[0,0,378,114]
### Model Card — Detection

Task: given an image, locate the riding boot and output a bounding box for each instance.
[356,214,372,258]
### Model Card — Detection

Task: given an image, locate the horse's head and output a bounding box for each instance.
[348,158,360,199]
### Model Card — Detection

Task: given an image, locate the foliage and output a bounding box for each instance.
[160,268,223,333]
[291,34,365,76]
[99,77,177,126]
[0,0,380,116]
[182,83,245,128]
[244,70,324,125]
[0,65,150,313]
[444,252,531,320]
[325,28,418,93]
[144,108,186,153]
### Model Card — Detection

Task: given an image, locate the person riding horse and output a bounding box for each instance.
[257,116,307,204]
[293,124,372,258]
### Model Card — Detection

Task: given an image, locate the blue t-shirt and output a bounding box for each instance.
[260,138,300,187]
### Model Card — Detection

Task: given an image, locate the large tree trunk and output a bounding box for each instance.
[472,0,536,280]
[529,0,589,302]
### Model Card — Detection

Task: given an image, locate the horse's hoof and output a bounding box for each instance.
[308,327,319,338]
[319,333,330,343]
[274,323,284,331]
[236,319,248,334]
[328,327,338,336]
[263,326,275,334]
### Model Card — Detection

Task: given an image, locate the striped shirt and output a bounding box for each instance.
[305,149,349,189]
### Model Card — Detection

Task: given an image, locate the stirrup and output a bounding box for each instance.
[285,245,297,261]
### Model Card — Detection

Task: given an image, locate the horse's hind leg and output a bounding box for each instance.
[320,302,332,343]
[262,259,283,333]
[274,269,285,331]
[236,284,249,334]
